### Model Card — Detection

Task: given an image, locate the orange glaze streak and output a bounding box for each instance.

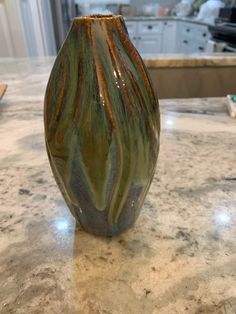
[116,22,158,111]
[106,40,135,117]
[56,129,64,144]
[90,23,115,129]
[125,67,146,112]
[106,21,147,117]
[115,20,159,155]
[54,60,68,122]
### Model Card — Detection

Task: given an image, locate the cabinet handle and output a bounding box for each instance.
[186,28,190,32]
[164,22,167,25]
[202,33,207,37]
[147,25,153,30]
[198,46,204,51]
[183,40,188,44]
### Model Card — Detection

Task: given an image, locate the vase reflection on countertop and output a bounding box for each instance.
[44,14,160,237]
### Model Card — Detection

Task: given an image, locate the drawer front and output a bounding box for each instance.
[181,38,207,53]
[181,39,195,53]
[195,28,210,44]
[138,21,163,35]
[183,24,195,38]
[125,21,136,37]
[194,42,207,52]
[138,35,162,55]
[182,23,210,45]
[163,21,176,27]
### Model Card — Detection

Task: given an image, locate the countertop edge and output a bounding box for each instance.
[143,55,236,68]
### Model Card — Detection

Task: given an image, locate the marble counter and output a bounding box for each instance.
[144,53,236,68]
[1,58,236,314]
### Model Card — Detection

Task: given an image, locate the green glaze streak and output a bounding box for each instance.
[74,26,112,211]
[89,23,158,224]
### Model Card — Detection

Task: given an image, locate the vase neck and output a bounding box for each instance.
[71,14,127,35]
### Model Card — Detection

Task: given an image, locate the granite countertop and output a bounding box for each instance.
[143,53,236,68]
[2,53,236,71]
[1,58,236,314]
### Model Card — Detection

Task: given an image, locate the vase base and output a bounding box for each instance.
[75,218,135,237]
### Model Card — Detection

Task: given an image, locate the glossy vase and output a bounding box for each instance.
[44,15,160,237]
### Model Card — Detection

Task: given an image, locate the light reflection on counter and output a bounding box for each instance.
[214,211,231,228]
[52,216,75,236]
[166,119,174,126]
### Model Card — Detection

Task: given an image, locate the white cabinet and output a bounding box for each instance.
[126,19,176,55]
[138,21,163,55]
[177,21,210,54]
[125,20,163,56]
[125,18,210,55]
[137,35,162,55]
[162,21,177,53]
[138,20,163,35]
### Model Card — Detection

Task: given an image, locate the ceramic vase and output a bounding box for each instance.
[44,15,160,237]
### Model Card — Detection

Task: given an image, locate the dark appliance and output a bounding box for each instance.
[218,7,236,24]
[208,23,236,52]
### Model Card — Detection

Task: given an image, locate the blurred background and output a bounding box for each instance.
[0,0,236,57]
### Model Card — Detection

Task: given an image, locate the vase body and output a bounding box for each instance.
[44,15,160,237]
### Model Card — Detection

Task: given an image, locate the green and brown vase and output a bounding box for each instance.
[44,15,160,237]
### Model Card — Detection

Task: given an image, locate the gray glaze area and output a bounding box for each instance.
[0,58,236,314]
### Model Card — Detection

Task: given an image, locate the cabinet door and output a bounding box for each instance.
[162,21,177,53]
[137,21,163,55]
[125,21,138,49]
[176,21,185,53]
[177,21,210,53]
[193,42,206,53]
[194,25,210,51]
[180,39,194,53]
[138,21,163,35]
[137,35,162,56]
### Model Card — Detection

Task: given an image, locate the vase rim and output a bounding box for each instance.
[73,14,123,22]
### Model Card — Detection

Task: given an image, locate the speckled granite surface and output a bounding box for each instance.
[0,58,236,314]
[144,53,236,68]
[2,52,236,72]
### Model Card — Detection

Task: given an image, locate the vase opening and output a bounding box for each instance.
[74,14,123,21]
[85,14,114,19]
